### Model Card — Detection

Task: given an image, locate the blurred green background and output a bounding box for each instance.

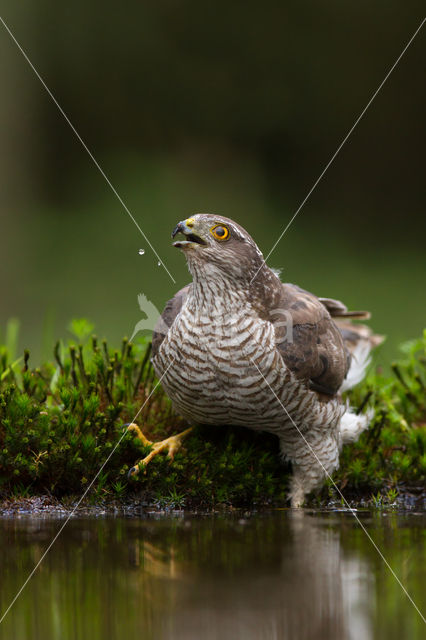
[0,1,425,365]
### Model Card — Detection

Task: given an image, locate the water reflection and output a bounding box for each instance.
[152,511,370,640]
[0,511,424,640]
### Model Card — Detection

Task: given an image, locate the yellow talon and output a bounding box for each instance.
[126,423,193,478]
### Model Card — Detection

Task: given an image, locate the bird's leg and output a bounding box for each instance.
[279,428,340,508]
[126,423,193,477]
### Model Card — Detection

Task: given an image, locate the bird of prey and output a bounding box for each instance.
[127,214,381,506]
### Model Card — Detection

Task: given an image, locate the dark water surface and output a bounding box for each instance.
[0,510,424,640]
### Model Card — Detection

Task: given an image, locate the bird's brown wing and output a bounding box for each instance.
[269,283,350,395]
[151,284,192,357]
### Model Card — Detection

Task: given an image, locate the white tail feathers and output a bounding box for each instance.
[339,339,372,393]
[339,408,374,444]
[338,329,377,445]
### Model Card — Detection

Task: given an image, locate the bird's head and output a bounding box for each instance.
[171,214,264,285]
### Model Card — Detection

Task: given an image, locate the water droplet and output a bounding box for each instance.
[157,261,161,266]
[138,249,145,255]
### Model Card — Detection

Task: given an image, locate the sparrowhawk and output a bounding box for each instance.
[127,214,381,506]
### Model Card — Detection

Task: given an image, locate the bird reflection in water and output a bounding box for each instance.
[124,511,371,640]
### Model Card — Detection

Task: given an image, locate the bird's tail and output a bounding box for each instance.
[319,298,384,393]
[318,300,383,443]
[336,320,384,393]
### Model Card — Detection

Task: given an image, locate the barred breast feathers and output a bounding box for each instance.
[152,271,343,437]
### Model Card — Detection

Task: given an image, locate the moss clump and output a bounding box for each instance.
[0,320,425,508]
[332,331,426,502]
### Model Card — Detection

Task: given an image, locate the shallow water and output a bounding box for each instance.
[0,510,424,640]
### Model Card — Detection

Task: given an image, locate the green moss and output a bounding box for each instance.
[333,330,426,503]
[0,320,425,507]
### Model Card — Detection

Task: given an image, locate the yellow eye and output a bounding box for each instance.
[210,224,229,241]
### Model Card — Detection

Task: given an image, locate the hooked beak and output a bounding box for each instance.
[171,219,207,249]
[171,221,185,239]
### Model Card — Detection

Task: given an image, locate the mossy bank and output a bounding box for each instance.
[0,319,425,510]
